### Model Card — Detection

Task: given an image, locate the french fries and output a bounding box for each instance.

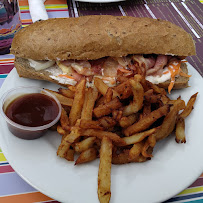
[69,78,86,126]
[81,88,98,120]
[98,137,112,203]
[50,73,198,203]
[122,79,144,116]
[43,89,73,107]
[179,92,198,119]
[175,117,186,143]
[94,97,122,118]
[75,148,97,165]
[124,105,170,136]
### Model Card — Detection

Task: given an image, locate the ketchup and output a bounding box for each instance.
[5,93,59,127]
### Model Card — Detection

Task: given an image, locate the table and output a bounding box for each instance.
[0,0,202,202]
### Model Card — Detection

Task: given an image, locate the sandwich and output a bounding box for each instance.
[10,15,195,93]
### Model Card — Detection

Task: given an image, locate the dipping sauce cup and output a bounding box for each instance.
[0,87,62,140]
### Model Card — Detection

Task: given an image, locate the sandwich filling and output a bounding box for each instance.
[28,54,190,93]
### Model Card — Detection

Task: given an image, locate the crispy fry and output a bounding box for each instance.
[145,80,166,95]
[175,117,186,143]
[122,79,144,116]
[142,102,151,117]
[104,88,113,103]
[124,105,170,136]
[60,107,70,130]
[112,150,129,164]
[98,137,112,203]
[129,141,144,161]
[114,80,132,99]
[119,113,139,128]
[58,88,75,98]
[65,149,74,161]
[75,148,97,165]
[57,125,66,136]
[82,129,126,146]
[145,94,161,104]
[57,138,71,158]
[142,135,156,158]
[112,110,123,121]
[43,89,73,106]
[160,94,170,105]
[75,137,96,153]
[94,97,122,118]
[99,117,117,130]
[65,127,81,144]
[112,150,147,164]
[94,77,119,98]
[179,92,198,119]
[155,100,185,141]
[69,78,86,126]
[119,128,157,146]
[79,119,103,130]
[81,88,98,120]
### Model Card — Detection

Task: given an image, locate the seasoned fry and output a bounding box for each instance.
[119,128,157,146]
[65,149,74,161]
[123,79,144,116]
[57,140,71,158]
[112,110,123,121]
[75,148,97,165]
[75,137,96,153]
[99,117,117,130]
[94,77,119,98]
[142,102,151,117]
[69,78,86,126]
[179,92,198,119]
[112,150,129,164]
[124,105,170,136]
[57,125,66,136]
[60,107,70,130]
[79,119,103,130]
[58,88,74,98]
[155,100,185,141]
[94,97,122,118]
[65,127,81,144]
[145,80,166,95]
[43,89,73,106]
[114,80,132,99]
[129,142,144,161]
[119,113,139,128]
[175,117,186,143]
[82,129,126,145]
[142,135,156,158]
[98,137,112,203]
[81,88,98,120]
[112,150,147,164]
[104,88,113,103]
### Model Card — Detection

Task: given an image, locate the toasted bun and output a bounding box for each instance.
[14,57,189,89]
[11,16,195,61]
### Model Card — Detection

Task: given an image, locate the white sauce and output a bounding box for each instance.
[145,68,171,84]
[29,59,55,71]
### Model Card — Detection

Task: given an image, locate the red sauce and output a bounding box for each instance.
[5,93,59,127]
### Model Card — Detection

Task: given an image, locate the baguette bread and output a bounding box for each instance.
[11,16,195,60]
[11,16,195,90]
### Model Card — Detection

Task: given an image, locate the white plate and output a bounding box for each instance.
[75,0,125,3]
[0,65,203,203]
